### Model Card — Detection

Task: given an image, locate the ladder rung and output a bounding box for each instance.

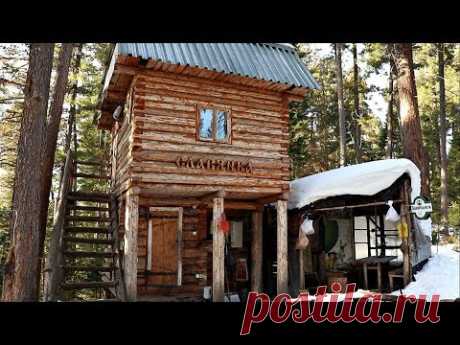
[63,237,114,245]
[63,251,115,258]
[65,216,110,222]
[65,226,111,234]
[63,266,114,272]
[68,205,110,212]
[61,281,117,290]
[74,173,110,180]
[75,160,109,167]
[67,191,110,202]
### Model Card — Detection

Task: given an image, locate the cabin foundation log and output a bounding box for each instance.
[212,194,225,302]
[251,210,263,292]
[124,186,140,301]
[276,199,288,294]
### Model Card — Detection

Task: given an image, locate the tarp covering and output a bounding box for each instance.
[288,159,432,239]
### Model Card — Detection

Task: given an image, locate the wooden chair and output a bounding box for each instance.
[388,268,404,292]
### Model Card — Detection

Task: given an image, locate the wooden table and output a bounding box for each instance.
[357,256,397,292]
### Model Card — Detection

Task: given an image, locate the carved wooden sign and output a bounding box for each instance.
[175,156,254,174]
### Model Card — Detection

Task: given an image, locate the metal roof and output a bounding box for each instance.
[115,43,319,90]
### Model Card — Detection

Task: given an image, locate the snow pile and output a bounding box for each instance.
[289,158,421,209]
[288,158,432,237]
[392,245,460,300]
[290,289,371,303]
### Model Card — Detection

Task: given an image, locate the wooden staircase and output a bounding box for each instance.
[46,151,124,301]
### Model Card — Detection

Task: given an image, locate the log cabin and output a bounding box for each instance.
[97,43,319,301]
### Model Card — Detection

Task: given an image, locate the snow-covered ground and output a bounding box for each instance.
[391,244,460,301]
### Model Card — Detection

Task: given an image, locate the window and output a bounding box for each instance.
[197,106,231,143]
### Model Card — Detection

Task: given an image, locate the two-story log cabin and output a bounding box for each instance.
[99,43,319,301]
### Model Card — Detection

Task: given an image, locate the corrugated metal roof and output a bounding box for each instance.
[115,43,319,90]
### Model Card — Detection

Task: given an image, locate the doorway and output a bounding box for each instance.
[147,207,183,287]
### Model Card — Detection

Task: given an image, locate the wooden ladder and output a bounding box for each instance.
[51,154,125,301]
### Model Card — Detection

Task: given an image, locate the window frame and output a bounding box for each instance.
[196,105,232,144]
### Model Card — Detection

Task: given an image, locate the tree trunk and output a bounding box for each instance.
[437,43,449,231]
[64,44,83,154]
[335,43,346,167]
[37,44,74,295]
[352,43,362,162]
[2,44,54,301]
[386,52,396,159]
[395,43,430,197]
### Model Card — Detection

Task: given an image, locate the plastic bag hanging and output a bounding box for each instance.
[385,200,400,224]
[300,216,315,235]
[295,228,309,250]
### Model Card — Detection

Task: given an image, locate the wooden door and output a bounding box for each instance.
[149,217,179,286]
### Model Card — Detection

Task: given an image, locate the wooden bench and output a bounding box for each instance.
[388,268,404,292]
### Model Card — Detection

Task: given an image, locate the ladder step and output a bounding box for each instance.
[63,237,114,245]
[75,160,109,167]
[65,216,111,222]
[74,173,110,180]
[68,205,110,212]
[63,266,115,272]
[61,281,117,290]
[65,226,111,234]
[63,251,115,258]
[67,191,110,202]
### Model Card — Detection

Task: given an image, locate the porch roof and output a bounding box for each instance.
[288,159,422,211]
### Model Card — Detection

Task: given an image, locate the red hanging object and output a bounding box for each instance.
[218,213,230,234]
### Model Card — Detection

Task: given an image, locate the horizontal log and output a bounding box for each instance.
[131,172,287,188]
[135,141,288,160]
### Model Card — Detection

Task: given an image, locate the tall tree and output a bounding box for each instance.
[385,45,397,158]
[2,44,54,301]
[437,43,449,231]
[394,43,430,197]
[64,44,83,154]
[352,43,362,162]
[335,43,346,166]
[37,44,74,290]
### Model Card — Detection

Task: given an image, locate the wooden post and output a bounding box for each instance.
[299,250,305,291]
[276,199,288,294]
[212,191,225,302]
[363,263,368,290]
[124,186,139,301]
[400,181,412,286]
[251,210,263,292]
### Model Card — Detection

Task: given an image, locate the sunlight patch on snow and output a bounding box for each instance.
[391,245,460,301]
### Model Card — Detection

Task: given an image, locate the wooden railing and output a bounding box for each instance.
[44,150,75,301]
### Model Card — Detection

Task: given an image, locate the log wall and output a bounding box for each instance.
[111,69,291,199]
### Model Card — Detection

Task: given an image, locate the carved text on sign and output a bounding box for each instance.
[176,156,254,174]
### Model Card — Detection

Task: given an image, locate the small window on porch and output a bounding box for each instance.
[197,106,231,143]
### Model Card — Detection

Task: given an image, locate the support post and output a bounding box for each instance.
[251,210,263,292]
[400,181,412,286]
[212,192,225,302]
[124,186,139,301]
[276,199,288,294]
[299,250,305,291]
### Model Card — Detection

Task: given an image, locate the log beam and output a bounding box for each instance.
[200,190,226,204]
[256,192,289,206]
[251,210,263,292]
[124,186,140,301]
[276,199,288,294]
[212,195,225,302]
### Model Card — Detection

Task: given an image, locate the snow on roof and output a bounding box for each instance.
[288,158,421,210]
